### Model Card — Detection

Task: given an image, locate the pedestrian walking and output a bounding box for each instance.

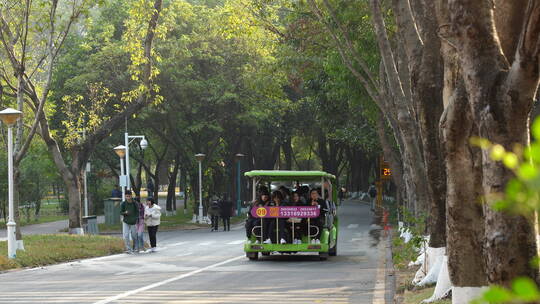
[135,197,145,252]
[368,182,377,211]
[120,190,138,253]
[338,187,346,204]
[219,193,233,231]
[111,185,122,199]
[208,197,220,232]
[146,179,155,198]
[144,198,161,252]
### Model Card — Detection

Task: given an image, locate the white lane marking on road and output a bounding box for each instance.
[347,224,359,229]
[168,241,188,247]
[93,255,244,304]
[176,252,192,257]
[226,240,244,245]
[198,241,215,246]
[372,240,387,304]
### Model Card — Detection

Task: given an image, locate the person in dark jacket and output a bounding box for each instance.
[111,185,122,199]
[245,190,270,243]
[208,196,221,232]
[218,193,233,231]
[368,182,377,211]
[287,191,306,244]
[120,190,139,253]
[146,179,155,198]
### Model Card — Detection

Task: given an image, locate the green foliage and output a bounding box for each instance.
[392,207,427,269]
[471,277,540,304]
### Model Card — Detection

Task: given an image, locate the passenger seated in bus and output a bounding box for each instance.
[287,191,305,244]
[299,185,310,203]
[308,189,329,244]
[263,191,287,244]
[278,186,291,204]
[245,190,270,243]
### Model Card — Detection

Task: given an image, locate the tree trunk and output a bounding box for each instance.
[370,0,431,215]
[440,58,488,287]
[64,171,82,233]
[391,0,447,247]
[13,168,22,240]
[167,157,180,214]
[283,136,293,170]
[447,0,540,285]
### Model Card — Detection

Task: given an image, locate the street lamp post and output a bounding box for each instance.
[83,162,91,217]
[235,153,245,216]
[0,108,23,259]
[77,130,91,217]
[114,145,127,201]
[124,132,148,192]
[195,153,205,223]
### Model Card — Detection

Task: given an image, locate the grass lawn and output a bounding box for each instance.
[0,215,68,229]
[0,200,68,229]
[0,234,124,271]
[403,287,451,304]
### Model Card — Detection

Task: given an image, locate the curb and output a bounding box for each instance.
[385,230,396,303]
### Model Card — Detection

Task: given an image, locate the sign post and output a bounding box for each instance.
[377,156,391,212]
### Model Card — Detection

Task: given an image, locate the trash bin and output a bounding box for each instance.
[104,198,122,226]
[82,215,99,235]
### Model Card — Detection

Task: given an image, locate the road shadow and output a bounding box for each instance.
[369,213,382,248]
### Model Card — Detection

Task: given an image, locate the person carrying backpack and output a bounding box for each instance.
[120,190,138,254]
[368,183,377,211]
[208,196,221,232]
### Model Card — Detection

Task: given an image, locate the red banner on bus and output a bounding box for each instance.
[251,206,320,218]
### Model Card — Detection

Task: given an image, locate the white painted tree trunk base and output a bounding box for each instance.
[418,254,443,286]
[16,240,25,251]
[189,214,197,223]
[401,229,413,243]
[413,247,445,285]
[409,251,425,267]
[422,256,451,303]
[452,286,488,304]
[69,227,84,235]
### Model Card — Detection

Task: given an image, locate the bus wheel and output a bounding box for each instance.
[319,252,329,261]
[261,252,270,256]
[247,252,258,260]
[329,244,337,256]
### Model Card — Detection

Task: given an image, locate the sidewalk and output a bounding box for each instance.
[0,216,105,240]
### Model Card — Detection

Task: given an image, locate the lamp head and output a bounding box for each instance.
[195,153,206,162]
[140,138,148,150]
[235,153,245,160]
[0,108,22,127]
[114,145,126,158]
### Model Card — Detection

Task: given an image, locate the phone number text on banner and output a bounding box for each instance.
[251,206,320,218]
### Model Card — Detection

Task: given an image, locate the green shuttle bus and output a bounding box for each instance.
[243,170,339,261]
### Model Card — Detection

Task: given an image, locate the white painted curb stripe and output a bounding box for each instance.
[93,255,244,304]
[198,241,215,246]
[226,240,245,245]
[168,241,188,247]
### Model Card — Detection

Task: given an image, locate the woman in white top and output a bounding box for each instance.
[144,198,161,252]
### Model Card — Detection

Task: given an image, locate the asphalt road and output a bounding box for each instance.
[0,200,389,304]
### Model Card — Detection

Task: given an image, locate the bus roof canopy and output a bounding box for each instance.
[244,170,336,181]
